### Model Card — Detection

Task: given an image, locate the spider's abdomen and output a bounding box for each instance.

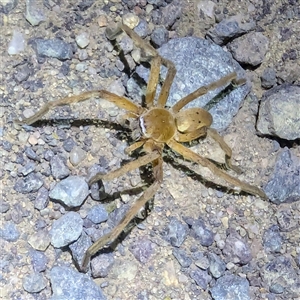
[140,108,176,143]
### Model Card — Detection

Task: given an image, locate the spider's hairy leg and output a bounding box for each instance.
[125,140,146,155]
[172,72,242,113]
[157,57,177,108]
[82,156,163,271]
[207,128,242,174]
[145,55,161,108]
[15,90,142,125]
[89,151,160,184]
[167,139,268,199]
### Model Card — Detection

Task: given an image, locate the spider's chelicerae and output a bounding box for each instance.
[16,23,267,271]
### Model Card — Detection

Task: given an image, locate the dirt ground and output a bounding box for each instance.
[1,0,299,299]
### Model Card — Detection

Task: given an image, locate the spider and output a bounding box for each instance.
[16,23,267,272]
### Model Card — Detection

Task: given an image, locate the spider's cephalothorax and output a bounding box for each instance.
[15,23,267,272]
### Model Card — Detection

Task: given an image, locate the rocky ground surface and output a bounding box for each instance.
[0,0,300,299]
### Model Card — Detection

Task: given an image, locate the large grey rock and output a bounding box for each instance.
[133,37,250,131]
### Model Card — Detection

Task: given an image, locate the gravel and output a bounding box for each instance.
[0,221,20,242]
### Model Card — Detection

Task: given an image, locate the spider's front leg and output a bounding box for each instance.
[82,155,163,272]
[15,90,142,125]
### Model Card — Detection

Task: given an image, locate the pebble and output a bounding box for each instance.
[24,147,39,161]
[69,231,92,269]
[118,34,134,55]
[14,63,32,83]
[34,38,73,60]
[30,249,48,272]
[14,172,44,193]
[0,200,10,213]
[261,67,276,89]
[70,146,86,166]
[210,274,250,300]
[206,15,255,45]
[1,0,18,14]
[260,256,300,297]
[172,248,192,268]
[262,225,282,253]
[19,161,35,176]
[49,176,89,208]
[8,30,25,55]
[63,136,76,152]
[151,26,169,47]
[50,211,83,248]
[189,268,212,290]
[49,266,106,300]
[257,84,300,140]
[185,217,214,247]
[129,238,155,264]
[0,221,20,242]
[87,204,109,224]
[50,155,70,179]
[25,0,46,26]
[122,13,140,29]
[276,208,298,232]
[160,0,182,28]
[22,272,47,293]
[207,252,226,278]
[28,229,51,251]
[264,148,300,204]
[228,32,269,66]
[162,217,189,247]
[193,251,210,270]
[134,19,151,38]
[91,253,115,278]
[222,229,252,265]
[34,186,49,210]
[75,32,90,49]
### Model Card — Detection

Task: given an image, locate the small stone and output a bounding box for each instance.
[210,274,250,300]
[1,0,18,14]
[49,176,89,208]
[14,172,43,193]
[28,230,51,251]
[75,32,90,49]
[185,217,214,247]
[87,204,108,224]
[24,147,39,161]
[34,38,73,60]
[0,221,20,242]
[30,249,48,272]
[228,32,269,66]
[49,266,106,299]
[261,67,276,89]
[25,0,46,26]
[207,252,226,278]
[97,15,107,27]
[162,217,189,247]
[69,146,86,166]
[122,13,140,29]
[172,248,192,268]
[91,253,115,278]
[63,137,76,152]
[222,229,252,265]
[69,231,92,269]
[134,19,151,38]
[262,225,282,253]
[129,237,155,264]
[189,268,212,290]
[50,155,70,179]
[50,211,83,248]
[151,26,169,47]
[23,272,47,293]
[34,187,49,210]
[0,200,10,213]
[14,63,32,83]
[8,30,25,55]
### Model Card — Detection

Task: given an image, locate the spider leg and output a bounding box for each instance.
[207,128,242,174]
[89,151,160,185]
[167,139,267,199]
[125,140,146,154]
[172,72,241,113]
[82,156,163,271]
[15,90,142,125]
